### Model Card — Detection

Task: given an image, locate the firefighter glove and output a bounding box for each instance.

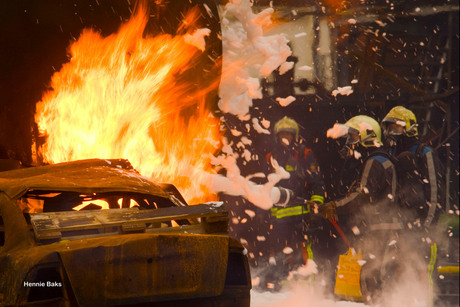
[320,201,338,221]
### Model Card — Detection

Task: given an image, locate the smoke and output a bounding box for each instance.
[375,268,432,307]
[250,229,436,307]
[345,200,439,307]
[251,282,364,307]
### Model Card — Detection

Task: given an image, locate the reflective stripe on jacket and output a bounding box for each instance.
[271,203,311,219]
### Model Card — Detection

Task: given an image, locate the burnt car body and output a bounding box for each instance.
[0,159,251,306]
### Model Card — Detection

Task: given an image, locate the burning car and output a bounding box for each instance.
[0,159,251,306]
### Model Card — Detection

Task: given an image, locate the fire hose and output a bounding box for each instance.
[328,218,352,248]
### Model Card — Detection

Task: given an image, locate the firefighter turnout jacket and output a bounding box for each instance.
[335,149,401,232]
[404,143,444,228]
[267,145,326,220]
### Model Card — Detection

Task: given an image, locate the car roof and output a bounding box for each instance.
[0,159,169,200]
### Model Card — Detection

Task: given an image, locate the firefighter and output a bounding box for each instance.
[322,115,402,302]
[382,106,445,306]
[381,106,444,229]
[264,116,326,290]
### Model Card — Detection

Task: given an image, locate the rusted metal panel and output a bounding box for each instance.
[0,194,34,251]
[120,222,147,233]
[58,234,229,306]
[202,215,229,234]
[30,204,228,242]
[0,159,169,199]
[1,232,231,305]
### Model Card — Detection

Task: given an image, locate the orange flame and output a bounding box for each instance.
[35,5,221,204]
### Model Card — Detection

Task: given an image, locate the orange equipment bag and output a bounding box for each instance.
[334,248,364,301]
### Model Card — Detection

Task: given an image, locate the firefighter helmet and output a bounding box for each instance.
[344,115,383,147]
[274,116,299,141]
[382,106,418,137]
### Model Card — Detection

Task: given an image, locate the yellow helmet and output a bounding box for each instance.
[344,115,383,147]
[382,106,418,137]
[274,116,299,141]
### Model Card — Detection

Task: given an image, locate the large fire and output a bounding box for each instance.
[35,5,221,204]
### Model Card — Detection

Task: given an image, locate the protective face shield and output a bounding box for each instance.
[382,122,405,147]
[345,127,360,145]
[327,125,359,159]
[338,127,361,159]
[384,123,405,136]
[273,116,300,150]
[277,131,295,147]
